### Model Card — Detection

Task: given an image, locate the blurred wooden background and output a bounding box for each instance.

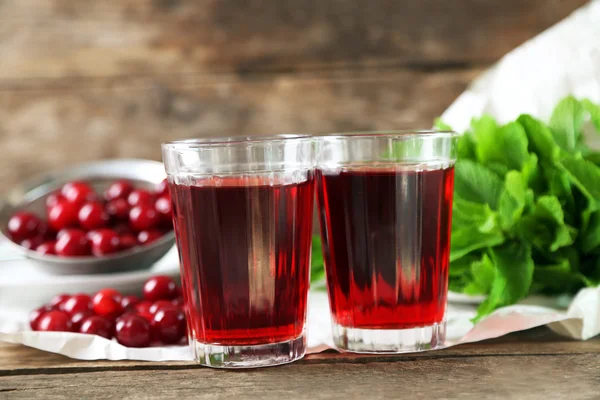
[0,0,588,193]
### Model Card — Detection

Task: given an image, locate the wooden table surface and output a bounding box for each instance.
[1,327,599,399]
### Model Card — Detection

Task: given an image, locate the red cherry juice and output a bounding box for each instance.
[170,174,314,346]
[316,166,454,329]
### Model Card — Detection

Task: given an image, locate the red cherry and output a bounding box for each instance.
[36,241,57,255]
[97,288,122,302]
[29,305,53,330]
[7,212,44,242]
[70,311,94,332]
[113,223,132,236]
[20,235,45,250]
[154,195,172,226]
[149,300,177,315]
[119,234,138,251]
[115,314,151,347]
[104,179,134,201]
[48,202,79,231]
[80,316,114,339]
[127,189,154,207]
[78,202,109,230]
[171,297,184,308]
[37,310,72,332]
[88,229,120,256]
[62,294,92,316]
[49,293,71,310]
[61,181,97,205]
[106,198,130,222]
[151,307,185,344]
[143,275,178,301]
[138,311,154,322]
[121,295,140,310]
[135,300,152,313]
[134,300,154,322]
[55,229,90,257]
[92,289,123,319]
[45,192,65,210]
[129,205,159,232]
[137,230,163,246]
[155,179,169,196]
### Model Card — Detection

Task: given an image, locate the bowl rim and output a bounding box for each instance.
[1,230,176,263]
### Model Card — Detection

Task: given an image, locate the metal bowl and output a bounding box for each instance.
[0,159,176,275]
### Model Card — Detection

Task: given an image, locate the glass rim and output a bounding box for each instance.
[315,130,458,140]
[162,134,312,150]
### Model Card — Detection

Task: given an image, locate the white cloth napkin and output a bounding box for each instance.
[2,1,600,361]
[1,288,598,361]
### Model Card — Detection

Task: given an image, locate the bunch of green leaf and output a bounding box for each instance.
[440,96,600,319]
[310,235,326,287]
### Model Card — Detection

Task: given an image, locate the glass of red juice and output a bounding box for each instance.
[162,135,316,368]
[315,131,457,353]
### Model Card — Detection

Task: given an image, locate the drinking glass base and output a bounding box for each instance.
[192,333,306,368]
[332,321,446,354]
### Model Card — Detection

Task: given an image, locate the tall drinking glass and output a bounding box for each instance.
[162,135,316,368]
[315,131,457,353]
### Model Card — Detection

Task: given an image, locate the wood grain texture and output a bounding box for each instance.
[0,0,587,81]
[1,327,598,373]
[1,354,599,399]
[0,68,479,193]
[1,329,599,399]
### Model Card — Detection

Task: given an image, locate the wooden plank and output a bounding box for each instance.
[1,353,599,399]
[0,68,479,194]
[0,0,587,80]
[1,328,599,373]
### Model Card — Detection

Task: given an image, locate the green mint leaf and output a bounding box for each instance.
[452,196,498,233]
[549,96,585,153]
[434,118,453,131]
[543,164,575,221]
[498,171,528,231]
[476,242,534,319]
[581,99,600,131]
[450,226,504,262]
[578,273,600,288]
[578,256,600,287]
[449,276,470,293]
[560,155,600,201]
[536,196,571,243]
[310,235,325,283]
[522,153,545,194]
[457,132,477,160]
[515,195,575,252]
[474,121,529,173]
[485,161,510,178]
[449,253,481,278]
[470,115,498,139]
[580,211,600,253]
[518,115,560,163]
[453,159,503,209]
[532,258,574,293]
[584,152,600,167]
[559,155,600,229]
[469,253,495,295]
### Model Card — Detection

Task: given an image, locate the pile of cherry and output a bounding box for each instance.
[29,276,186,347]
[6,178,173,257]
